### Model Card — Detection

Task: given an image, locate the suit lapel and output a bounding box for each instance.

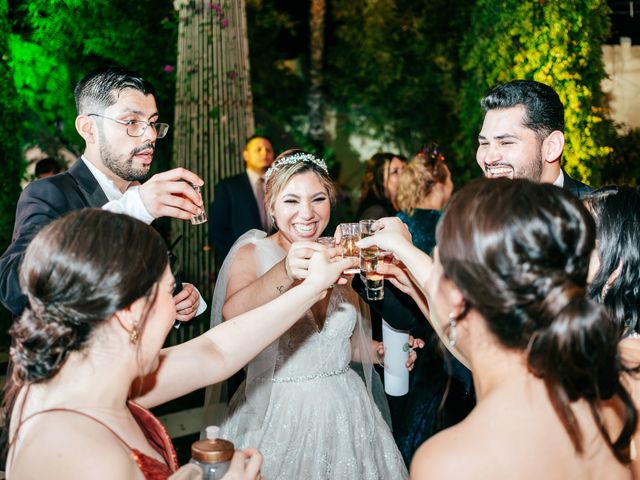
[68,158,109,207]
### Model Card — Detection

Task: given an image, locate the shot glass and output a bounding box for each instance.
[338,223,360,275]
[358,220,378,274]
[365,272,384,301]
[317,236,336,288]
[359,220,384,300]
[317,236,336,248]
[190,184,208,225]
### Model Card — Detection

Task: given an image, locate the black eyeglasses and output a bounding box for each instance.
[88,113,170,139]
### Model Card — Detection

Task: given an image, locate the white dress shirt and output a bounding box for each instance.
[81,156,207,315]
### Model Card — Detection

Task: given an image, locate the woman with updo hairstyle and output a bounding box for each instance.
[208,149,412,479]
[4,208,350,480]
[358,178,639,479]
[396,144,453,253]
[356,152,407,219]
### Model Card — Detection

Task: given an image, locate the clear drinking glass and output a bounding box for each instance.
[364,273,384,300]
[190,184,208,225]
[317,236,336,288]
[359,219,384,300]
[317,236,336,247]
[338,223,360,275]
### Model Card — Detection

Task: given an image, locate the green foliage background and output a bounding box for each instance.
[458,0,613,184]
[7,0,178,166]
[0,0,24,339]
[1,0,635,264]
[326,0,474,160]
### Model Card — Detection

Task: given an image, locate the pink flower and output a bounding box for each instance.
[163,65,175,73]
[220,18,229,28]
[228,70,237,80]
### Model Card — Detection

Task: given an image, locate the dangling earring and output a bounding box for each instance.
[271,214,278,231]
[601,283,610,301]
[448,312,457,347]
[130,323,139,345]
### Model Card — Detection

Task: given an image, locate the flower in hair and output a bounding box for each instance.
[264,152,329,181]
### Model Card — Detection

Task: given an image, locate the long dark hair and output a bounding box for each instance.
[357,152,406,217]
[437,178,636,463]
[584,186,640,336]
[2,209,168,431]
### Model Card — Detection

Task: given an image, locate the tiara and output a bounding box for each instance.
[264,152,329,181]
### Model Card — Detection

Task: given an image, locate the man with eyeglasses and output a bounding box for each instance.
[0,67,206,319]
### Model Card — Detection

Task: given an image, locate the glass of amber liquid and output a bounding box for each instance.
[339,223,360,275]
[358,220,383,300]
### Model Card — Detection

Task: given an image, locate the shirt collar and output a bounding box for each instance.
[552,171,564,188]
[81,156,128,201]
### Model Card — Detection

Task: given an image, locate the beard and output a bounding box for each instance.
[517,149,544,182]
[99,130,153,182]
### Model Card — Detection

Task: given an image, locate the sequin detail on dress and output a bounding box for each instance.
[219,236,408,479]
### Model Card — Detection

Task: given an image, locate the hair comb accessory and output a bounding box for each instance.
[264,152,329,181]
[418,142,445,164]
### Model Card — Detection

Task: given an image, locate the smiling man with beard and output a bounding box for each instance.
[476,80,592,198]
[0,67,207,319]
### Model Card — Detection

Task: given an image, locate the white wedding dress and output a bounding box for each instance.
[213,231,408,479]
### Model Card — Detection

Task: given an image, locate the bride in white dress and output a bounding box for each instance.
[209,150,409,479]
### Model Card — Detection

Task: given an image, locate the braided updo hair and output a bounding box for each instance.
[5,209,168,403]
[437,178,636,463]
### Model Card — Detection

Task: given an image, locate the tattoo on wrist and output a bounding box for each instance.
[277,285,286,294]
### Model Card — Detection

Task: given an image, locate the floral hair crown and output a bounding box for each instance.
[264,152,329,181]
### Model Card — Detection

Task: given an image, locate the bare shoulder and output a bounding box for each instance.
[410,425,473,479]
[9,412,141,480]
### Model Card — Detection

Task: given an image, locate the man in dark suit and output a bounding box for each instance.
[0,67,206,318]
[209,135,275,265]
[476,80,592,198]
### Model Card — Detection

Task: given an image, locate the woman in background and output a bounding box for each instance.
[396,144,452,253]
[584,186,640,478]
[392,145,473,466]
[356,152,407,219]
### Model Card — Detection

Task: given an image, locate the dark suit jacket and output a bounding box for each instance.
[562,170,593,199]
[209,172,262,265]
[0,159,107,316]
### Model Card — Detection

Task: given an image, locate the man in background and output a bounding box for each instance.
[34,157,64,179]
[209,135,275,265]
[477,79,592,198]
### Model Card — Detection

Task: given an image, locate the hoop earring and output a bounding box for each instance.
[448,312,457,347]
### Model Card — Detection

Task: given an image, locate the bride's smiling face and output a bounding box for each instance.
[272,171,331,243]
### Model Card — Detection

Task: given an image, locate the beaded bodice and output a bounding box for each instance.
[255,238,357,381]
